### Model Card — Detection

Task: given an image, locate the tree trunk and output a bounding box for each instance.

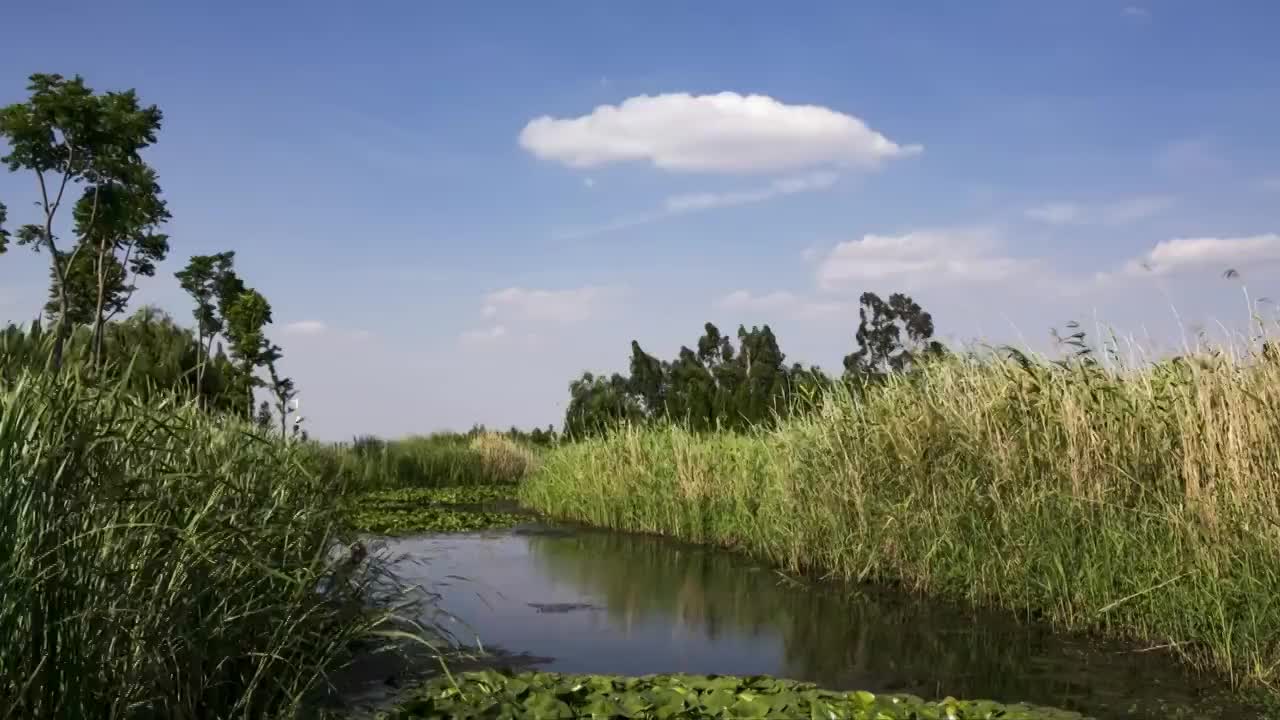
[193,330,206,407]
[91,245,108,368]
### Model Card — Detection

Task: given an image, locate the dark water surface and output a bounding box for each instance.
[352,522,1259,719]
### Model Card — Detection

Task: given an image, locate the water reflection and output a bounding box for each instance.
[384,525,1253,719]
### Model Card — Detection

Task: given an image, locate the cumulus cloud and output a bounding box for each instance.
[519,92,921,174]
[1025,195,1173,226]
[815,228,1036,290]
[283,320,329,336]
[1111,234,1280,277]
[480,285,623,325]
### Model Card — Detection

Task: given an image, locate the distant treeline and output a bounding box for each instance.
[563,291,945,437]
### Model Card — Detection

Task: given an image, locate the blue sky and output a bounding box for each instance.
[2,1,1278,440]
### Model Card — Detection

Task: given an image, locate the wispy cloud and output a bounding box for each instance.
[1025,195,1174,226]
[282,320,329,336]
[479,285,625,325]
[460,324,507,344]
[556,172,840,240]
[665,172,838,212]
[717,289,847,319]
[519,91,921,174]
[1122,6,1151,20]
[1156,138,1228,176]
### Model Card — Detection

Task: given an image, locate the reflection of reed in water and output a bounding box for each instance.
[523,530,1243,719]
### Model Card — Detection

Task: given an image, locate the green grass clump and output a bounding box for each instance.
[323,432,538,491]
[382,669,1084,719]
[0,369,387,719]
[345,485,523,535]
[521,345,1280,690]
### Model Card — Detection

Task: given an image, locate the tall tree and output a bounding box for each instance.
[175,251,238,399]
[223,288,274,418]
[843,291,943,380]
[0,73,163,369]
[627,340,668,417]
[732,324,787,427]
[563,371,642,438]
[76,163,170,366]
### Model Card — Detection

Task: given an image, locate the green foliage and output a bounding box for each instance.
[564,292,941,438]
[523,338,1280,692]
[344,485,522,535]
[42,243,128,325]
[384,669,1084,719]
[843,291,945,379]
[564,371,645,438]
[0,73,167,369]
[0,367,385,718]
[324,433,537,492]
[1,308,246,414]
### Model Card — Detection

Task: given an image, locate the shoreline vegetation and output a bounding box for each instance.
[520,335,1280,701]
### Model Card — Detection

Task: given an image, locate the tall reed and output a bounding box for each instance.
[521,342,1280,688]
[324,433,536,491]
[0,368,386,719]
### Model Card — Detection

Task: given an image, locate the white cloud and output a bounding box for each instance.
[519,92,921,174]
[664,171,838,213]
[716,290,849,320]
[801,245,823,262]
[555,171,842,240]
[480,285,623,325]
[816,228,1035,290]
[1123,6,1151,19]
[583,177,596,188]
[460,325,507,343]
[718,290,799,311]
[283,320,329,336]
[1113,234,1280,277]
[1025,195,1173,226]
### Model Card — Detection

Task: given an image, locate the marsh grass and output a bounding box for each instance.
[0,368,403,719]
[325,432,537,492]
[521,337,1280,690]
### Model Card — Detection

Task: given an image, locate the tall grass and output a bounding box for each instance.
[325,432,537,491]
[521,340,1280,689]
[0,368,390,719]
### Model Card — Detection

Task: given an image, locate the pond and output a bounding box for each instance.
[337,521,1259,719]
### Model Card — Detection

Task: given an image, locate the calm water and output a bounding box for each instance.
[341,522,1260,720]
